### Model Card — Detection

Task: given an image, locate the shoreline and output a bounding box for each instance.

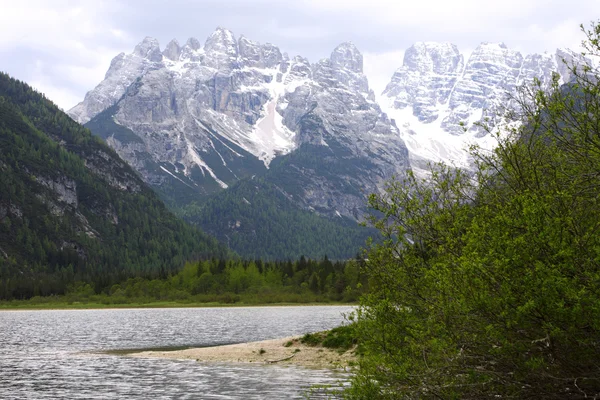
[128,335,357,370]
[0,302,356,311]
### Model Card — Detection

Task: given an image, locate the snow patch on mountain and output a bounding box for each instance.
[184,136,229,189]
[382,98,497,176]
[70,28,409,219]
[382,41,589,172]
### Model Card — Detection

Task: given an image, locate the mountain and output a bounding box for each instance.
[180,178,377,260]
[69,29,587,260]
[0,72,229,300]
[380,42,588,175]
[70,29,410,221]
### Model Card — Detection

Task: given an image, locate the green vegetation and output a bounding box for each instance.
[0,72,229,300]
[84,103,144,145]
[0,256,367,308]
[301,324,359,352]
[347,23,600,399]
[181,178,377,260]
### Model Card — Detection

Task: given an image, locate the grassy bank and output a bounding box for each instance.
[0,296,355,310]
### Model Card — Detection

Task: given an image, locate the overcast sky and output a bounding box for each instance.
[1,0,597,110]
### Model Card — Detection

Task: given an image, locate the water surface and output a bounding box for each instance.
[0,306,353,399]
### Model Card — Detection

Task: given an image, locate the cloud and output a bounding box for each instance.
[521,20,587,53]
[1,0,597,110]
[0,1,128,109]
[363,50,405,97]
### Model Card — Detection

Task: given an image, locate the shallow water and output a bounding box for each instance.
[0,306,353,399]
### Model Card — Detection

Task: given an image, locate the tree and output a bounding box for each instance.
[347,22,600,399]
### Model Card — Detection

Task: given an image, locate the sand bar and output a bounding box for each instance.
[130,336,356,370]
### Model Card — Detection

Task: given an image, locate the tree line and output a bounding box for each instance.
[7,256,367,306]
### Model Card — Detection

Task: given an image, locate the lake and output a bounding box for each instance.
[0,305,353,399]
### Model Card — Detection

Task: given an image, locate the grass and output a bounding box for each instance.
[300,324,359,352]
[0,299,355,310]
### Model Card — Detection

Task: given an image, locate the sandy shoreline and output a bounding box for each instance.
[130,335,357,370]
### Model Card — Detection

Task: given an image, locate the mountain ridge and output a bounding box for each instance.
[72,28,409,222]
[380,41,588,174]
[0,72,229,299]
[67,28,587,259]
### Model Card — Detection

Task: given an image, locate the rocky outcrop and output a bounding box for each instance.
[71,28,410,219]
[69,38,165,124]
[383,42,463,123]
[36,176,78,207]
[381,42,589,174]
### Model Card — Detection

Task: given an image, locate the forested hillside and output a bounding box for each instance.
[181,178,377,260]
[0,73,229,300]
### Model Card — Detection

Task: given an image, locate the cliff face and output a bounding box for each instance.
[381,42,588,174]
[70,28,588,218]
[71,29,409,219]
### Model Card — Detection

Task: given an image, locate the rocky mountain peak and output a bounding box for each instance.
[203,27,239,69]
[286,56,312,82]
[260,42,283,69]
[518,51,558,87]
[382,41,464,123]
[105,52,126,79]
[380,41,590,176]
[330,42,363,73]
[402,42,463,75]
[70,28,411,222]
[133,37,163,62]
[163,39,181,61]
[238,35,283,69]
[180,37,203,62]
[238,35,260,61]
[468,42,522,68]
[185,37,202,50]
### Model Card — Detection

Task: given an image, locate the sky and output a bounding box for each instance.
[0,0,597,111]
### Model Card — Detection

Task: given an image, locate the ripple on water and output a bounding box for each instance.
[0,306,353,399]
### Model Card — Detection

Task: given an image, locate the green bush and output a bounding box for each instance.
[348,22,600,399]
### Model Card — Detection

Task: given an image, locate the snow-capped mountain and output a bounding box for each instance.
[70,28,408,218]
[70,27,588,220]
[380,42,587,174]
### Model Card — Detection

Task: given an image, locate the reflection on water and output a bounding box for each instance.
[0,306,352,399]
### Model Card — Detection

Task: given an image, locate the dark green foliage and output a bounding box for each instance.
[1,256,367,306]
[85,104,143,144]
[300,332,322,346]
[181,178,377,260]
[321,325,357,350]
[300,324,358,351]
[0,72,229,300]
[347,23,600,399]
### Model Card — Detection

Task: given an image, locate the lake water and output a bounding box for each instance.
[0,305,353,399]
